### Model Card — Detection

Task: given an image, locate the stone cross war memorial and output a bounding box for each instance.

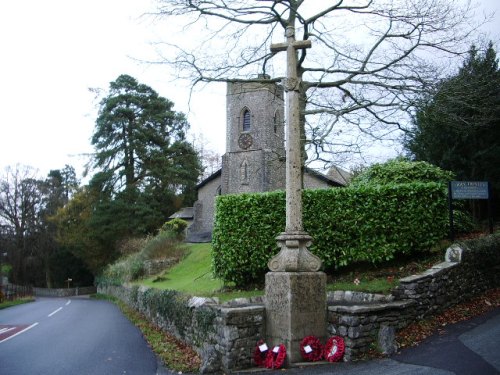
[264,25,327,365]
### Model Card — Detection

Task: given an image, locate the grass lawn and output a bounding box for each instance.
[140,243,223,294]
[137,241,444,298]
[139,243,264,301]
[327,278,397,294]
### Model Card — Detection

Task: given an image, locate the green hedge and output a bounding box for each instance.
[212,183,448,286]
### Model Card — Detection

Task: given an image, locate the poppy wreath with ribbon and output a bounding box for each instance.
[323,336,345,362]
[265,344,287,369]
[253,340,268,367]
[299,335,323,362]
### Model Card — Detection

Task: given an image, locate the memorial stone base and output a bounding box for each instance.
[265,271,327,364]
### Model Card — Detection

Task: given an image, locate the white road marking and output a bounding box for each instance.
[0,327,16,334]
[65,300,71,306]
[48,307,63,317]
[0,322,39,343]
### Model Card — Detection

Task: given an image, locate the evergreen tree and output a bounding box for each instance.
[405,42,500,201]
[89,75,202,239]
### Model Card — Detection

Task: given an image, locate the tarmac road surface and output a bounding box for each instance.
[0,297,159,375]
[2,297,498,375]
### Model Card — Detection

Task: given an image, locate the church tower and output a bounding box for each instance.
[221,78,286,194]
[186,77,343,240]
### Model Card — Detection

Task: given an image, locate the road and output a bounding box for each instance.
[0,297,161,375]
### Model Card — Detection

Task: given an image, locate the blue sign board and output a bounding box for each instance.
[450,181,489,200]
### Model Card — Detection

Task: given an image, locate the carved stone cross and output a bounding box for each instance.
[268,26,322,272]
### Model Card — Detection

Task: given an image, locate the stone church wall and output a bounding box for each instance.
[191,174,222,234]
[303,171,334,190]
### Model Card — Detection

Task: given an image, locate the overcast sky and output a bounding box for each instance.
[0,0,498,181]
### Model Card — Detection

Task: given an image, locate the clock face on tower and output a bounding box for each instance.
[238,133,253,149]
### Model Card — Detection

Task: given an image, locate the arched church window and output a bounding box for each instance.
[242,108,251,132]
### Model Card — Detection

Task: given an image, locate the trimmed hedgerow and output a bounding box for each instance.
[212,183,448,286]
[350,158,454,186]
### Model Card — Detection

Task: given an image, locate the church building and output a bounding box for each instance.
[175,78,350,242]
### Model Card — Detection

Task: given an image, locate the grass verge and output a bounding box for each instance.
[92,293,201,373]
[0,297,35,310]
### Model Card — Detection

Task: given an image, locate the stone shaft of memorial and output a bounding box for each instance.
[266,26,326,365]
[267,26,321,273]
[285,26,302,233]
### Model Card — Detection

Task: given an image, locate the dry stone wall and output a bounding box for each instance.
[327,294,415,360]
[33,286,97,297]
[327,233,500,360]
[98,233,499,372]
[97,285,265,373]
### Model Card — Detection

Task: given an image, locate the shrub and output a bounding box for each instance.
[350,158,454,186]
[117,237,149,256]
[212,183,448,286]
[161,218,189,238]
[142,231,186,260]
[99,231,187,285]
[351,158,475,233]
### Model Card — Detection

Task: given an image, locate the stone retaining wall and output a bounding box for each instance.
[143,258,178,276]
[327,296,415,360]
[98,285,265,373]
[327,233,500,360]
[98,233,499,372]
[392,237,500,318]
[34,286,97,297]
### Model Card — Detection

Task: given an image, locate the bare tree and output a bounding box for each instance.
[190,132,222,180]
[150,0,486,167]
[0,166,43,284]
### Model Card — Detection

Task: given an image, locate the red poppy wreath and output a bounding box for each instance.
[323,336,345,362]
[299,335,323,362]
[265,344,287,369]
[253,340,268,367]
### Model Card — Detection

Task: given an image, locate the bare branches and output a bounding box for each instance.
[150,0,486,166]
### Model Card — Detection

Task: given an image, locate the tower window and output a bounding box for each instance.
[242,109,251,132]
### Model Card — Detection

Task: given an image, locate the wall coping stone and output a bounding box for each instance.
[328,299,415,314]
[221,296,264,306]
[398,273,431,283]
[400,261,459,283]
[327,290,394,303]
[420,262,458,277]
[219,305,265,316]
[188,296,220,308]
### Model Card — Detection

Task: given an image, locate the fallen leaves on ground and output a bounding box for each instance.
[396,288,500,350]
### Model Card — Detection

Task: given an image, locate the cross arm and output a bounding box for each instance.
[270,39,311,53]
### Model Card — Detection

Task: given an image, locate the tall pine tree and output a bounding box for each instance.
[90,75,202,237]
[405,42,500,216]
